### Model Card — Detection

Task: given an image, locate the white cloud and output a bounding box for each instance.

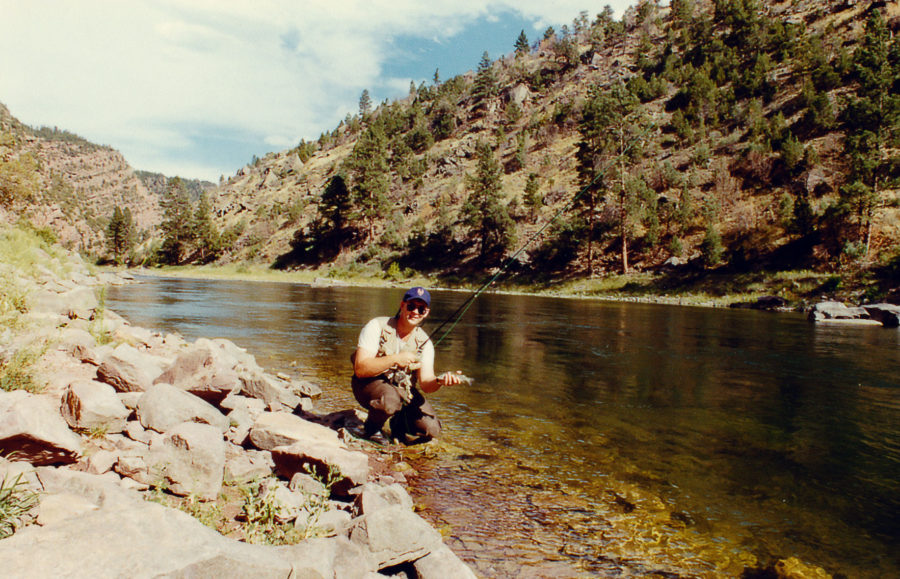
[0,0,637,180]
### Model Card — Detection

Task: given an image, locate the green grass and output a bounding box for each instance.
[0,345,46,393]
[0,473,39,539]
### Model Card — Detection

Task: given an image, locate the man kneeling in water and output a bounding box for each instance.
[351,287,463,443]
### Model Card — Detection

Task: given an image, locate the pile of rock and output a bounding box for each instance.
[0,249,475,577]
[807,301,900,327]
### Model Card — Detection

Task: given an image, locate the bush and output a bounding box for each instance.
[701,225,724,267]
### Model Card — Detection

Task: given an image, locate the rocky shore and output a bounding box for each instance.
[0,241,476,577]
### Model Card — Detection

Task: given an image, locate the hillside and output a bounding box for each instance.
[179,0,898,301]
[0,103,161,255]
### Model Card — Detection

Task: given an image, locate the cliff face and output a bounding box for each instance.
[0,103,160,255]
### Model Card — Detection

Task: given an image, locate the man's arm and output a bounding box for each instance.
[415,341,462,393]
[353,347,418,378]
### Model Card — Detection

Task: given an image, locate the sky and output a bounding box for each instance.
[0,1,638,181]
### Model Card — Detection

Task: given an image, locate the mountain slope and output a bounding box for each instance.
[193,0,898,301]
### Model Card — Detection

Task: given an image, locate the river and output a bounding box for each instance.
[106,276,900,578]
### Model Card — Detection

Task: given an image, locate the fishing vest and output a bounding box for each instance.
[374,316,429,402]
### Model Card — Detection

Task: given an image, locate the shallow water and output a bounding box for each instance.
[108,277,900,577]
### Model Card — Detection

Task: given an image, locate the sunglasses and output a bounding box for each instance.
[405,302,429,314]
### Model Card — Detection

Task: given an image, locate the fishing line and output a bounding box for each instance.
[427,118,658,348]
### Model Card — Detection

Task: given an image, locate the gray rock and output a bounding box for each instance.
[136,383,229,434]
[863,303,900,328]
[0,484,294,578]
[277,536,376,579]
[348,505,442,570]
[272,442,370,497]
[248,411,341,451]
[0,390,83,465]
[61,380,131,433]
[82,449,118,475]
[224,448,273,484]
[36,492,99,526]
[96,343,165,393]
[414,544,478,579]
[147,422,226,500]
[353,483,414,516]
[240,371,303,409]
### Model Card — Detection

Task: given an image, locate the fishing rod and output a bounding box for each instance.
[427,118,659,348]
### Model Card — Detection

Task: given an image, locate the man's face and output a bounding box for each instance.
[401,299,430,325]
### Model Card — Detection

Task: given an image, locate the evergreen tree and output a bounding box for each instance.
[523,173,542,222]
[473,51,499,104]
[105,205,134,264]
[839,10,900,257]
[193,192,220,263]
[515,30,530,56]
[463,140,516,262]
[347,123,391,240]
[159,178,195,264]
[578,82,649,274]
[358,89,372,118]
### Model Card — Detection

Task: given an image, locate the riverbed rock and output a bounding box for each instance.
[0,390,83,465]
[862,303,900,328]
[147,421,226,500]
[807,301,872,322]
[239,370,304,410]
[136,382,229,434]
[249,411,341,451]
[348,504,443,569]
[414,544,479,579]
[276,536,377,578]
[96,343,165,392]
[61,380,131,433]
[0,472,293,577]
[353,482,414,515]
[271,441,370,496]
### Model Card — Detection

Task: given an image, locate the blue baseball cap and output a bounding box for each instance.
[402,286,431,307]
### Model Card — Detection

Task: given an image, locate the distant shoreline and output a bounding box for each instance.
[118,264,803,311]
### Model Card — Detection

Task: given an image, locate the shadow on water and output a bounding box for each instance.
[108,277,900,578]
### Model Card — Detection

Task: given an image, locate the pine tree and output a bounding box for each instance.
[105,205,134,264]
[463,140,515,262]
[839,10,900,257]
[193,192,220,263]
[473,52,498,104]
[347,123,391,241]
[159,177,195,264]
[578,82,649,274]
[515,30,530,56]
[358,89,372,118]
[523,173,542,222]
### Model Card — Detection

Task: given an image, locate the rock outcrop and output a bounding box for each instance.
[808,301,900,327]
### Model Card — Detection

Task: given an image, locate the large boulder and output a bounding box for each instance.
[271,442,370,496]
[348,505,443,570]
[136,382,229,434]
[276,536,377,578]
[863,303,900,328]
[96,343,165,393]
[0,472,293,577]
[147,422,226,500]
[414,544,479,579]
[239,371,304,409]
[248,411,341,451]
[0,390,82,465]
[807,301,871,322]
[60,380,131,433]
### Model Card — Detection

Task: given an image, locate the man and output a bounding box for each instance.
[352,286,462,443]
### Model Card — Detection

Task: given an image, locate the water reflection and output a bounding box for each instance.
[108,277,900,577]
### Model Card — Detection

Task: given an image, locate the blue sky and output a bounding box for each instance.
[0,1,638,181]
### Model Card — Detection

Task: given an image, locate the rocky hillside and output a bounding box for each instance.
[194,0,898,298]
[0,103,160,256]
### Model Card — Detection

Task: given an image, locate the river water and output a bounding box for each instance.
[107,277,900,578]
